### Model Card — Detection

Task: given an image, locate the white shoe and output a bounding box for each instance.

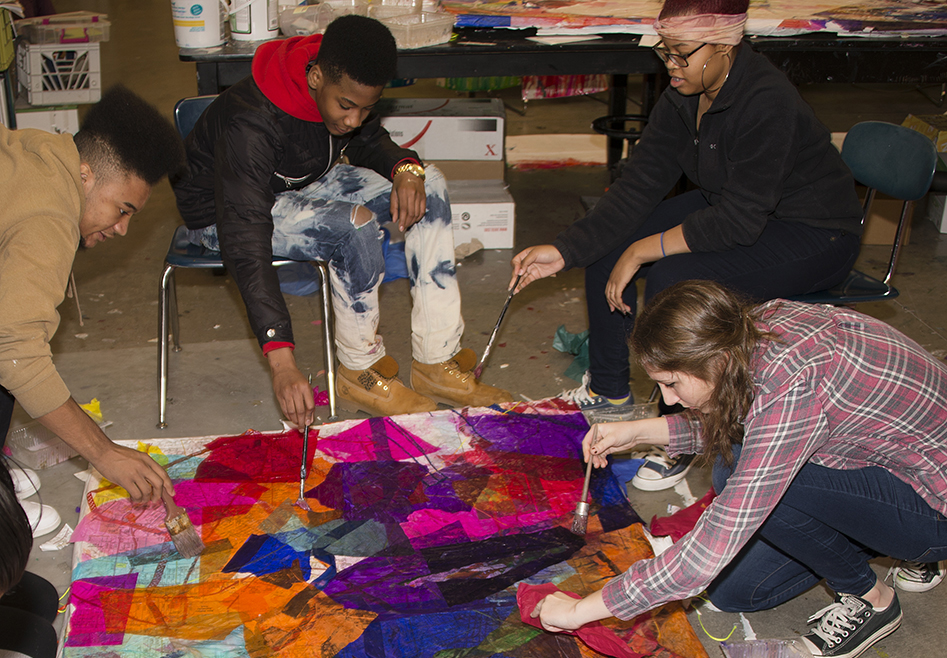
[10,466,41,499]
[892,560,946,593]
[631,446,695,491]
[20,500,61,538]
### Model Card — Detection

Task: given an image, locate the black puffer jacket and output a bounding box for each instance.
[172,73,417,350]
[553,45,863,270]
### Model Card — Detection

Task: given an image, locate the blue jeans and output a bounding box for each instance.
[191,164,463,370]
[585,190,860,398]
[706,444,947,612]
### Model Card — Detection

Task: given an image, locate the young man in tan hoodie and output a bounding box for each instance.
[0,85,183,505]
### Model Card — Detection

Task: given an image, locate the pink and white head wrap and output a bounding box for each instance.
[653,13,747,46]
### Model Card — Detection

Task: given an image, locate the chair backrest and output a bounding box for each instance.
[173,95,218,139]
[841,121,937,202]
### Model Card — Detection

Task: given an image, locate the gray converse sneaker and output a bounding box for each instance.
[801,592,902,658]
[559,371,636,415]
[892,560,946,593]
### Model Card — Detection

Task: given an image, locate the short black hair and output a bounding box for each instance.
[315,15,397,87]
[74,84,185,186]
[0,458,31,597]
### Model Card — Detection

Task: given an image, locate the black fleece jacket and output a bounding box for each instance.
[553,45,863,270]
[172,75,417,351]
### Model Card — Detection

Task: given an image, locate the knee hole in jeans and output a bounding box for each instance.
[351,205,375,228]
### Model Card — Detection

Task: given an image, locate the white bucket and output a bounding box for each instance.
[229,0,279,41]
[171,0,227,49]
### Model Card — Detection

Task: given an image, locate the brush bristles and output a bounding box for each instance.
[571,514,588,535]
[166,513,205,558]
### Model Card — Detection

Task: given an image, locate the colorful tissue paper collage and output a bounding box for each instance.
[63,400,707,657]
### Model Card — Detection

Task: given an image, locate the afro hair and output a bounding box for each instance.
[74,84,185,186]
[315,15,397,87]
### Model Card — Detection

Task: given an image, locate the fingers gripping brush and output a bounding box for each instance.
[162,491,205,558]
[474,274,521,380]
[571,426,597,535]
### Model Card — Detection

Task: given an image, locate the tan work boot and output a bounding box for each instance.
[337,355,437,417]
[411,348,515,408]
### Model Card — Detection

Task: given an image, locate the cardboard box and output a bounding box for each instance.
[859,188,912,246]
[14,104,80,134]
[925,153,947,233]
[427,159,505,181]
[448,179,514,249]
[378,98,505,161]
[901,114,947,152]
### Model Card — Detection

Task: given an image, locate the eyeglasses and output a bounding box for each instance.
[652,41,707,68]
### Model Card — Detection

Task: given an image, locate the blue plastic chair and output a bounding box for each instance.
[158,96,338,428]
[787,121,937,305]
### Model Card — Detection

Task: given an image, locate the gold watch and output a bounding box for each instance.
[394,162,426,181]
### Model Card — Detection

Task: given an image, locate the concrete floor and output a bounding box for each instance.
[8,1,947,656]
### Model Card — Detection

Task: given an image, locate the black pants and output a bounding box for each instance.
[0,572,59,658]
[585,190,861,398]
[0,384,14,451]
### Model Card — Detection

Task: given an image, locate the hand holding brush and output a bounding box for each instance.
[571,425,598,536]
[474,274,521,379]
[162,490,204,558]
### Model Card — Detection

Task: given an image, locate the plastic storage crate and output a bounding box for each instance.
[15,11,110,45]
[6,422,79,470]
[16,41,101,105]
[382,11,453,49]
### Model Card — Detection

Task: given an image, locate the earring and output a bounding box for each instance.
[701,51,732,95]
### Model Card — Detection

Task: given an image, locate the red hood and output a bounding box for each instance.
[252,35,324,122]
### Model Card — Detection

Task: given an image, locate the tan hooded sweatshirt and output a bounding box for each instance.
[0,124,84,418]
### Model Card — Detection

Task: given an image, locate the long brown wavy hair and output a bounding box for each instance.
[630,280,777,466]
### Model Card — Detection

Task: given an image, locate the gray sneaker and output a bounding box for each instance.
[559,371,636,415]
[892,560,946,593]
[801,592,902,658]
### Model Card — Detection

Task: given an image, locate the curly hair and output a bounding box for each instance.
[0,458,32,597]
[630,280,777,466]
[73,84,184,185]
[315,15,397,87]
[659,0,749,18]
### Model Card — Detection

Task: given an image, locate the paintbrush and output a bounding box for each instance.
[162,490,204,558]
[571,426,597,535]
[473,274,522,379]
[297,375,314,512]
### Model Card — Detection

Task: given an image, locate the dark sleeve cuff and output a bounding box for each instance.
[262,341,295,356]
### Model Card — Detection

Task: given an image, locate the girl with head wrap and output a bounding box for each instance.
[509,0,864,465]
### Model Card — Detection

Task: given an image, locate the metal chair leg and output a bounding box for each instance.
[158,262,175,429]
[313,261,338,421]
[169,268,182,352]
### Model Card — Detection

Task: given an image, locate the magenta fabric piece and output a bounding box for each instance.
[517,583,639,658]
[65,575,139,647]
[650,488,717,542]
[313,386,330,406]
[317,416,438,462]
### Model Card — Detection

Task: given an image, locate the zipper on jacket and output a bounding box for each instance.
[274,172,314,189]
[274,136,340,190]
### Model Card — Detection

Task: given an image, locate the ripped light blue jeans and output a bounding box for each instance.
[191,164,463,370]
